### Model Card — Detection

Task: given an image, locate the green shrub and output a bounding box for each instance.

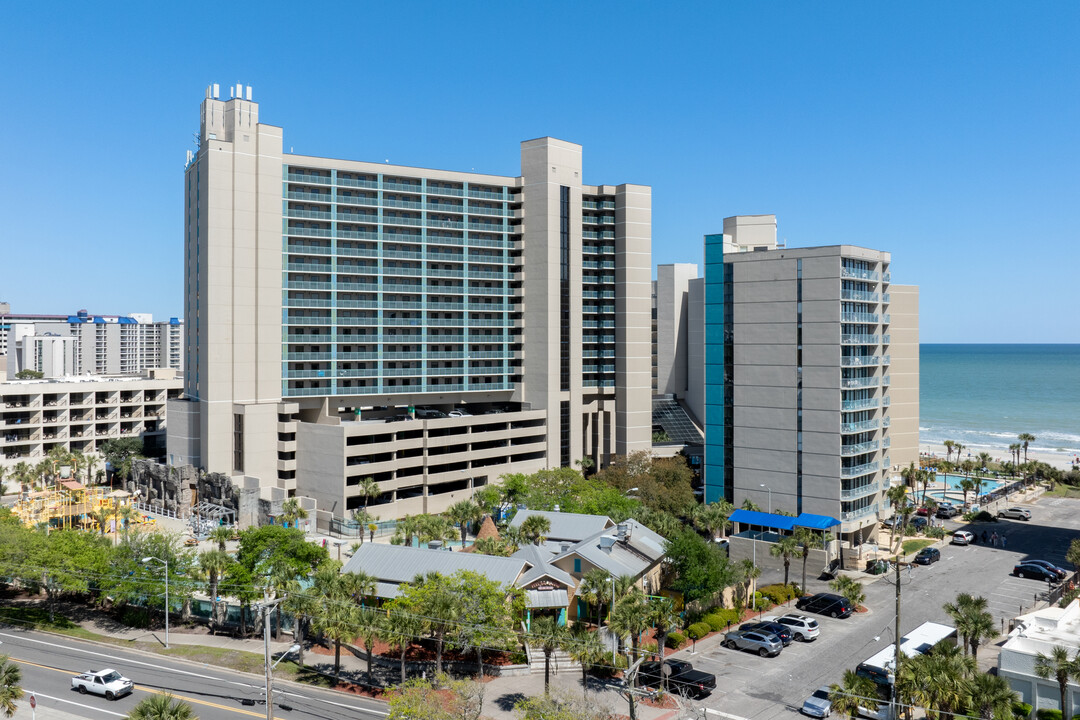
[926,526,946,539]
[1012,702,1032,720]
[1035,709,1061,720]
[751,592,774,611]
[665,632,686,649]
[118,606,151,629]
[703,608,741,631]
[687,622,712,640]
[759,583,798,606]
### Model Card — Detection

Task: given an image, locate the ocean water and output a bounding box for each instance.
[920,344,1080,457]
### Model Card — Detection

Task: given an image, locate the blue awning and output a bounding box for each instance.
[794,512,841,530]
[728,509,796,531]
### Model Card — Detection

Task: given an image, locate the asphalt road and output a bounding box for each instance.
[0,627,388,720]
[696,495,1080,719]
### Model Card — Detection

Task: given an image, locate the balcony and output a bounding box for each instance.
[841,439,880,456]
[842,377,880,389]
[841,397,880,412]
[841,356,882,368]
[287,172,331,185]
[841,289,880,303]
[841,312,880,324]
[841,419,880,434]
[841,503,879,522]
[841,334,879,345]
[841,461,879,479]
[882,375,891,386]
[841,480,879,500]
[841,267,879,282]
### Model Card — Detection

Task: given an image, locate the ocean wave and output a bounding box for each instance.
[920,426,1080,454]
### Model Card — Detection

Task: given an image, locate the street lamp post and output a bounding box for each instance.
[257,595,298,720]
[141,556,168,648]
[760,483,772,514]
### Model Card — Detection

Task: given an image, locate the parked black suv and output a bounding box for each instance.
[795,593,854,618]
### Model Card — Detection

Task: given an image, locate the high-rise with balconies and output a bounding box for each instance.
[168,84,652,521]
[702,215,918,546]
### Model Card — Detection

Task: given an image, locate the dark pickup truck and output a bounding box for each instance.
[637,659,717,698]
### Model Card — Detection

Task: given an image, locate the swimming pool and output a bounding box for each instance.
[938,473,1003,492]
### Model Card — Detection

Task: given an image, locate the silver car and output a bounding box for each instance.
[802,686,832,717]
[723,628,783,657]
[998,507,1032,520]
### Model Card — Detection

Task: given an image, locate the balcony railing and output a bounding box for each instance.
[841,419,880,434]
[841,356,882,367]
[841,312,880,324]
[841,289,880,303]
[841,334,879,345]
[841,480,880,500]
[841,267,880,281]
[841,461,880,479]
[842,398,880,412]
[841,440,880,456]
[841,503,879,522]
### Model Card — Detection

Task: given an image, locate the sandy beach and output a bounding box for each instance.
[919,441,1078,472]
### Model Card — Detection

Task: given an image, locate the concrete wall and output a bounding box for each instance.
[614,184,653,457]
[887,285,920,473]
[655,264,699,398]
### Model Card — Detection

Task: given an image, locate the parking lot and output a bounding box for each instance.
[695,495,1080,719]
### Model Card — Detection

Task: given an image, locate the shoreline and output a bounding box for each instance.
[919,440,1077,472]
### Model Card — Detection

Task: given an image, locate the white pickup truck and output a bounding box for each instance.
[71,669,134,700]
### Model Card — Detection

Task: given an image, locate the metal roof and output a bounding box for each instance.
[728,509,796,531]
[508,509,614,542]
[526,588,569,609]
[794,512,841,530]
[342,543,528,591]
[553,519,666,578]
[652,396,704,444]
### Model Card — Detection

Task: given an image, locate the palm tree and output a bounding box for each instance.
[1034,645,1080,719]
[578,569,611,627]
[943,440,955,463]
[645,597,680,683]
[473,485,502,519]
[885,482,909,551]
[89,506,112,536]
[520,514,552,545]
[943,592,983,653]
[739,558,761,609]
[0,655,23,718]
[740,497,761,511]
[958,477,976,509]
[126,694,197,720]
[446,499,482,546]
[282,579,319,667]
[531,615,570,695]
[693,500,734,540]
[793,527,824,595]
[355,477,381,511]
[900,462,918,490]
[115,503,141,544]
[609,590,651,665]
[1008,443,1021,470]
[208,525,233,552]
[1019,433,1036,464]
[84,454,99,486]
[829,669,876,720]
[356,607,381,683]
[970,672,1018,720]
[379,608,425,686]
[828,575,865,610]
[566,623,604,697]
[278,498,308,529]
[473,537,512,557]
[394,514,424,547]
[977,451,993,469]
[341,570,377,605]
[769,535,800,587]
[197,550,232,633]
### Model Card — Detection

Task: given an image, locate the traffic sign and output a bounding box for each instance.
[29,694,35,709]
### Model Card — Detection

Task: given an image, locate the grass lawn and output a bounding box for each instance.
[1046,485,1080,499]
[0,605,321,685]
[902,538,935,556]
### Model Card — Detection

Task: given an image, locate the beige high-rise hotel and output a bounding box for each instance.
[167,84,652,520]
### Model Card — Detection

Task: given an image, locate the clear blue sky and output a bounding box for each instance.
[1,2,1077,342]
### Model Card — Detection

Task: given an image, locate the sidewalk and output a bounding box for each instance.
[66,612,678,720]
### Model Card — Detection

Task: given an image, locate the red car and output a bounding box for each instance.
[915,507,930,516]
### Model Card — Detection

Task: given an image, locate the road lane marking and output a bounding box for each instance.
[18,691,126,718]
[2,632,389,717]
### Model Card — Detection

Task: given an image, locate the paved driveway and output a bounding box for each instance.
[697,495,1080,719]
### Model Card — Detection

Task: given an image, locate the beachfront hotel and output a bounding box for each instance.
[691,216,919,546]
[167,84,652,520]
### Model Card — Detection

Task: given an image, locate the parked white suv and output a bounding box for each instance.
[71,669,134,700]
[763,613,820,642]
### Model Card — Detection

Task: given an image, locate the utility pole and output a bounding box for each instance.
[263,600,273,720]
[892,553,902,720]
